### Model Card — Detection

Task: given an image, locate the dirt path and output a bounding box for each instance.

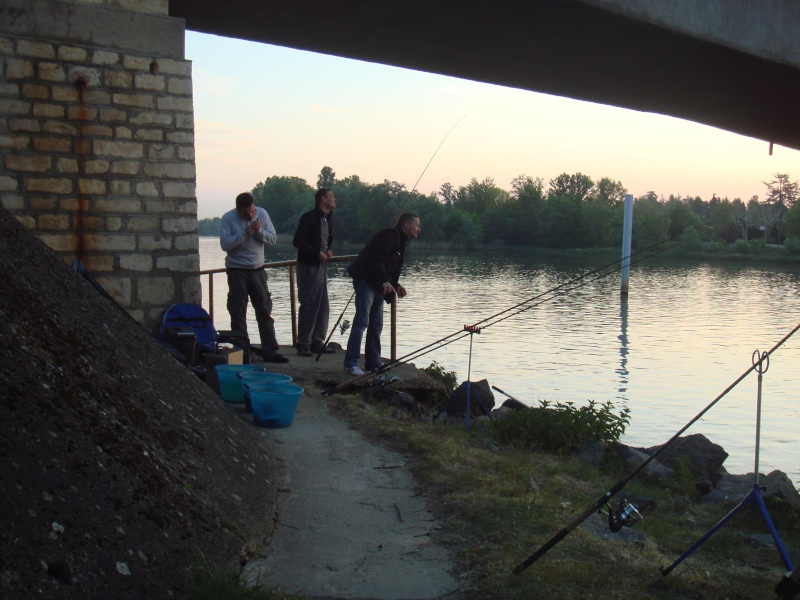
[240,391,461,599]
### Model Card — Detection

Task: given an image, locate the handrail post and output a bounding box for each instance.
[209,272,215,323]
[289,264,297,346]
[391,297,397,360]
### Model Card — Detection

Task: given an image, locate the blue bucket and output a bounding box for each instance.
[215,364,263,403]
[249,382,304,428]
[240,372,293,412]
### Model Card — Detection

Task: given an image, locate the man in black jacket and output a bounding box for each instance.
[293,188,336,356]
[343,212,421,376]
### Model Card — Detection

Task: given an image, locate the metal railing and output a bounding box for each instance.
[198,254,398,359]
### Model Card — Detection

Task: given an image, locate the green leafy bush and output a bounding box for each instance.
[733,239,750,254]
[492,399,631,452]
[784,236,800,256]
[422,361,458,396]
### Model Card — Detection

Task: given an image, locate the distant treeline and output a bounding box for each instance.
[198,167,800,254]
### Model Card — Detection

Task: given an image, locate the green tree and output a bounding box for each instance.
[252,175,315,233]
[547,172,594,202]
[316,166,337,189]
[632,192,668,250]
[763,173,799,209]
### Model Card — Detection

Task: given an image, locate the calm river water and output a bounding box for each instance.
[199,238,800,485]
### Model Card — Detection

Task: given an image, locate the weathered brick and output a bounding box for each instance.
[67,105,98,121]
[82,255,114,271]
[29,196,58,210]
[110,180,131,194]
[44,121,78,136]
[165,131,193,144]
[0,99,30,115]
[0,193,24,210]
[79,179,107,195]
[121,55,151,71]
[177,146,194,161]
[8,118,39,132]
[147,144,175,159]
[6,59,34,79]
[100,107,127,122]
[161,216,196,232]
[151,57,191,76]
[5,154,51,172]
[134,73,165,91]
[92,50,120,66]
[0,82,20,97]
[137,276,174,305]
[84,160,110,174]
[0,133,31,149]
[134,128,162,142]
[182,276,202,304]
[138,234,172,251]
[162,181,195,198]
[174,233,199,251]
[73,138,91,154]
[37,233,77,253]
[85,233,136,251]
[52,86,79,103]
[25,178,72,194]
[176,199,197,214]
[175,113,194,129]
[68,66,102,86]
[115,126,133,139]
[167,77,192,96]
[17,40,55,59]
[95,276,131,305]
[39,63,66,82]
[58,45,89,63]
[144,198,175,213]
[127,215,159,232]
[58,197,81,211]
[33,103,66,118]
[105,70,133,88]
[113,92,154,108]
[156,254,198,272]
[157,96,192,112]
[79,215,105,231]
[107,217,122,231]
[34,137,71,152]
[82,89,111,104]
[144,162,194,179]
[0,37,13,55]
[81,124,113,137]
[135,181,159,197]
[110,0,169,15]
[0,175,19,191]
[21,84,49,100]
[92,197,141,213]
[93,140,144,158]
[120,253,153,271]
[38,214,70,230]
[110,160,140,175]
[56,157,79,173]
[129,110,172,126]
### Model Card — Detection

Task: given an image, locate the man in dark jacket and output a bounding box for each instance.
[293,188,336,356]
[343,212,421,376]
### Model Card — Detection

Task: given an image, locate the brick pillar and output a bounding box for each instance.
[0,0,200,332]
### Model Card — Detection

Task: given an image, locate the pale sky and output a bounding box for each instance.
[185,31,799,220]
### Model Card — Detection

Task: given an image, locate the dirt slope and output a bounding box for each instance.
[0,207,279,599]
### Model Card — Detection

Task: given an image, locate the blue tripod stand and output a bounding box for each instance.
[434,325,494,430]
[661,349,795,576]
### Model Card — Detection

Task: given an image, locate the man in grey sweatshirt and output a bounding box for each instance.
[219,192,288,363]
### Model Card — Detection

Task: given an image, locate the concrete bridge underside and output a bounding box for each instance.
[170,0,800,151]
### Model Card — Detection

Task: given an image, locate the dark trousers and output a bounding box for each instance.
[226,268,279,354]
[296,263,329,349]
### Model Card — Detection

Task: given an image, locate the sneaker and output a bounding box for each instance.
[263,352,289,364]
[344,365,365,376]
[296,346,312,357]
[311,344,335,354]
[367,362,386,373]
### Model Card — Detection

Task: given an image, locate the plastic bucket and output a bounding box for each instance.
[240,372,293,412]
[215,364,263,403]
[248,382,304,428]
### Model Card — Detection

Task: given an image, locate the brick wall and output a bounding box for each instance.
[0,0,199,332]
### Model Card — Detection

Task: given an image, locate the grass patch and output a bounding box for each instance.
[328,392,800,599]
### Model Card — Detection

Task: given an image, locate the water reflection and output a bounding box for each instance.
[199,239,800,485]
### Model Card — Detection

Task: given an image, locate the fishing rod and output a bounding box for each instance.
[511,320,800,575]
[322,221,703,396]
[317,114,468,359]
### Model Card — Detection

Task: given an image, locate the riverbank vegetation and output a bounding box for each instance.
[199,168,800,260]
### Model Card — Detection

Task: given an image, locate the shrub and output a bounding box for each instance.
[733,238,750,254]
[492,399,631,452]
[784,236,800,256]
[422,361,458,396]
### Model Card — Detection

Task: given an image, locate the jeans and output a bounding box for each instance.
[344,278,384,370]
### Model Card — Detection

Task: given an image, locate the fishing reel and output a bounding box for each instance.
[339,319,351,335]
[604,498,643,533]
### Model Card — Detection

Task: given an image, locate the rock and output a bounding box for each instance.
[644,434,728,495]
[703,470,800,514]
[443,379,495,418]
[576,439,605,467]
[610,442,672,481]
[369,387,424,415]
